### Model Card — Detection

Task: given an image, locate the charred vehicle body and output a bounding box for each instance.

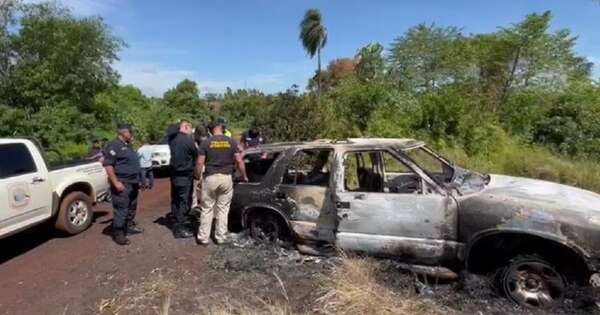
[230,138,600,308]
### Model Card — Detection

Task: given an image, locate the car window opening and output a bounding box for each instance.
[283,149,332,186]
[243,152,280,183]
[344,151,422,194]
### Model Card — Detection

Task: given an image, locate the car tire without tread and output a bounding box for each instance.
[248,212,288,243]
[55,191,93,235]
[498,255,566,309]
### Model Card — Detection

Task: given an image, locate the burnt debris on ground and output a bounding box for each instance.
[208,233,600,314]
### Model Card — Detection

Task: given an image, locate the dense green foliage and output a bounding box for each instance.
[0,1,209,158]
[0,3,599,191]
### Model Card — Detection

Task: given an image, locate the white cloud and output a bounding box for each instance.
[115,62,195,97]
[115,61,289,97]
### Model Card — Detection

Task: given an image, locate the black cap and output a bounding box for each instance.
[207,121,222,131]
[117,123,133,132]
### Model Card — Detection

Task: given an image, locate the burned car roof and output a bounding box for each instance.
[243,138,425,154]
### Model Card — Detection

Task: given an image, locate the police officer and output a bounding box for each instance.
[167,119,198,238]
[216,117,232,138]
[240,127,267,150]
[103,124,143,245]
[196,121,248,245]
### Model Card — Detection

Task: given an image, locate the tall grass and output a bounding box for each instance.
[315,255,446,315]
[439,139,600,193]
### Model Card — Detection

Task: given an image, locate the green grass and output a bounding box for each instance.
[440,141,600,193]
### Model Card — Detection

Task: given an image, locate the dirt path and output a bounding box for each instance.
[0,179,222,315]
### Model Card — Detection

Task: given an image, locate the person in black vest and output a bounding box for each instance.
[196,121,248,245]
[240,127,267,150]
[102,124,143,245]
[167,119,198,238]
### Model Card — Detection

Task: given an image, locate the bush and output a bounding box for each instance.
[255,90,327,142]
[533,80,600,159]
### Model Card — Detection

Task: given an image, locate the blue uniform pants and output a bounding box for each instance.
[111,182,139,230]
[170,174,193,226]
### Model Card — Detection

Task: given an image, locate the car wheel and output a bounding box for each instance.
[499,255,566,309]
[249,212,287,243]
[55,192,93,235]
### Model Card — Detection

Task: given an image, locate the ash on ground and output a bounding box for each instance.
[210,233,599,315]
[209,232,336,273]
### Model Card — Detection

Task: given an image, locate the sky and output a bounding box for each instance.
[50,0,600,97]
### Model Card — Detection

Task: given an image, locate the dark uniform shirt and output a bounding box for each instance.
[241,131,267,148]
[199,135,240,176]
[168,132,198,175]
[102,138,141,183]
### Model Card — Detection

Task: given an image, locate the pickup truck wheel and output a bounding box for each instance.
[499,255,566,309]
[249,212,287,243]
[55,192,93,235]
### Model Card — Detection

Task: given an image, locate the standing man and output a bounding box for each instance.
[240,127,267,150]
[168,119,197,238]
[138,145,154,190]
[103,124,143,245]
[86,139,104,161]
[191,124,209,211]
[216,117,232,138]
[196,121,248,245]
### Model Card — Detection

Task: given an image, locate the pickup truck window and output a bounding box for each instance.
[0,143,38,179]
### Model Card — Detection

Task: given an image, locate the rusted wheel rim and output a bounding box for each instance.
[250,215,280,243]
[504,261,565,308]
[68,200,89,227]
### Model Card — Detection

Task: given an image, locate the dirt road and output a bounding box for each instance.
[0,179,219,314]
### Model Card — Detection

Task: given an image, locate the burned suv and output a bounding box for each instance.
[231,138,600,308]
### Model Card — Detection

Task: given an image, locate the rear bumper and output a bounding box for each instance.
[151,159,169,169]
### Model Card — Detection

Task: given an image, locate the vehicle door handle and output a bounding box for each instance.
[32,177,46,184]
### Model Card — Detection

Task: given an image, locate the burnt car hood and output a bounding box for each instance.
[483,174,600,214]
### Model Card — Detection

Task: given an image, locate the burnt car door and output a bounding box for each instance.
[334,149,460,265]
[275,148,337,242]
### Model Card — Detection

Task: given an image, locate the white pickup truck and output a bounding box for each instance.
[0,138,110,239]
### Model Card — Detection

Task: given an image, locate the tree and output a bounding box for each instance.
[389,23,469,92]
[299,8,327,95]
[355,43,385,82]
[162,79,209,121]
[221,88,268,127]
[0,0,19,83]
[255,88,326,141]
[1,2,123,112]
[308,58,354,92]
[498,11,591,101]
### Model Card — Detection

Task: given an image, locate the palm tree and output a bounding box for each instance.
[299,8,327,95]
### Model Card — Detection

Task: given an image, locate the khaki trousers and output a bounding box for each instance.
[191,179,201,209]
[197,174,233,242]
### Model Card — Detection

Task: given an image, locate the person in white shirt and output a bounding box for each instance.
[138,146,154,190]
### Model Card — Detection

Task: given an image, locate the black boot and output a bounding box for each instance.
[174,225,193,239]
[112,229,130,245]
[127,221,144,234]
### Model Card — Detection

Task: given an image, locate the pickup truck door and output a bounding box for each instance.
[334,149,460,265]
[0,142,52,234]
